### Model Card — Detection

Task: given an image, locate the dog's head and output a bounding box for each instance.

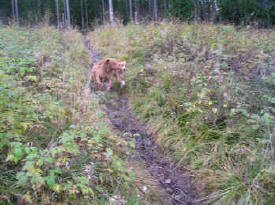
[104,58,127,75]
[118,61,127,72]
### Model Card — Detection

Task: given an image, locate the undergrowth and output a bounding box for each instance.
[0,25,139,204]
[88,22,275,204]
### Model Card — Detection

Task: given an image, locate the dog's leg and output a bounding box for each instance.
[96,75,102,90]
[115,72,125,88]
[120,80,125,88]
[107,78,113,90]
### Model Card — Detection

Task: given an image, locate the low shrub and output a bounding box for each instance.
[0,25,137,204]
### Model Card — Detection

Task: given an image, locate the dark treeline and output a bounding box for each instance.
[0,0,274,28]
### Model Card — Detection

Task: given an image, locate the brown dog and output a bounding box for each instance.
[90,58,127,90]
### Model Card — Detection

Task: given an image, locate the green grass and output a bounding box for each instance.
[0,24,141,204]
[88,22,275,205]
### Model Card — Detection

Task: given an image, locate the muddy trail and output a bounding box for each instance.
[84,37,206,205]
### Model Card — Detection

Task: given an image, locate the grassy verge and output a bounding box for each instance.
[88,22,275,204]
[0,25,140,204]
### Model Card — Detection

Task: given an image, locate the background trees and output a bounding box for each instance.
[0,0,274,27]
[109,0,114,25]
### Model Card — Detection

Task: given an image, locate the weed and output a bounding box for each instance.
[89,22,275,204]
[0,25,139,204]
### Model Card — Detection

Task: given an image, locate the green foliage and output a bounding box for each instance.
[89,22,275,204]
[169,0,195,20]
[1,0,274,28]
[219,0,275,26]
[0,25,138,204]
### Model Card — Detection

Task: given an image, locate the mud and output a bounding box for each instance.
[84,36,206,205]
[103,95,201,205]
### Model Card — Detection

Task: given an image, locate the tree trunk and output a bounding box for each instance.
[55,0,60,28]
[163,0,168,16]
[168,0,173,9]
[129,0,133,22]
[134,0,138,24]
[194,2,200,22]
[37,0,41,19]
[194,6,197,22]
[153,0,158,22]
[108,0,114,26]
[84,0,89,29]
[11,0,15,20]
[214,0,221,22]
[102,0,105,25]
[202,0,206,21]
[63,0,66,27]
[212,0,217,23]
[80,0,85,30]
[14,0,19,22]
[32,0,38,24]
[207,0,210,22]
[148,0,153,20]
[65,0,71,28]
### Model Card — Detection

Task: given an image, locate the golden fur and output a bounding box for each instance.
[90,58,127,90]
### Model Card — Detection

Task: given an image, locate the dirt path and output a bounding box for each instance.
[83,37,206,205]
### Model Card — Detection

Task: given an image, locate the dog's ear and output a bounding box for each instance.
[105,58,110,64]
[104,58,112,73]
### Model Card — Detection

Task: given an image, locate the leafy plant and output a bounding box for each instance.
[0,25,139,204]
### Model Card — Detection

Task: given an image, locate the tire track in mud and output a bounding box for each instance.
[83,36,206,205]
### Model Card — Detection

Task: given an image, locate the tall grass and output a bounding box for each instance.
[88,22,275,204]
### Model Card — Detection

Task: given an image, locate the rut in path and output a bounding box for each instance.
[84,37,207,205]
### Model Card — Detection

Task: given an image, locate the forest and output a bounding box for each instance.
[0,0,275,205]
[0,0,275,28]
